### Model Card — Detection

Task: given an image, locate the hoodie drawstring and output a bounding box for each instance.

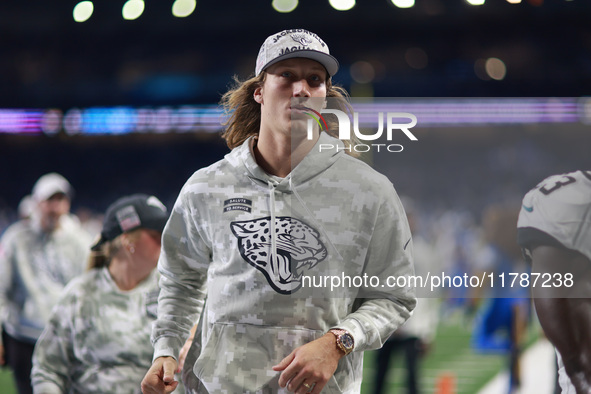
[268,181,279,280]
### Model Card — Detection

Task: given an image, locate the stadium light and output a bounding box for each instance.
[73,1,94,22]
[485,57,507,80]
[465,0,485,5]
[506,0,522,3]
[350,61,376,84]
[405,47,428,69]
[172,0,196,17]
[122,0,145,20]
[391,0,415,8]
[272,0,298,13]
[329,0,355,11]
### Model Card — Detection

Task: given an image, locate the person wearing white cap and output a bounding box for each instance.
[31,194,185,394]
[142,29,415,394]
[0,173,91,394]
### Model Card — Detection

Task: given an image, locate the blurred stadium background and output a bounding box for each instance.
[1,0,590,393]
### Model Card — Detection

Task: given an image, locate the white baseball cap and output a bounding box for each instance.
[255,29,339,77]
[32,172,73,202]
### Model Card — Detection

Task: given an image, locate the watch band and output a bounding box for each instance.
[329,328,354,355]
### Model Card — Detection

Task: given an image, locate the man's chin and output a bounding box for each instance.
[290,119,312,137]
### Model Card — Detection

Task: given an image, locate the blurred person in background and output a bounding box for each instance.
[31,193,185,394]
[373,201,440,394]
[74,207,104,241]
[471,204,531,394]
[0,173,91,394]
[517,170,591,393]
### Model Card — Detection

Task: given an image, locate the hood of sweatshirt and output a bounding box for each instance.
[240,132,345,194]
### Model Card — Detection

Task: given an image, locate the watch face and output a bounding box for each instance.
[341,333,354,349]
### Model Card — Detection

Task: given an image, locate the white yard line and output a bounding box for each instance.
[478,338,556,394]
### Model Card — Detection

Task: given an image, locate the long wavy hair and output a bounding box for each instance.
[220,72,359,157]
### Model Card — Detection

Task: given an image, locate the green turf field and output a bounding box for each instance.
[0,367,16,394]
[361,312,509,393]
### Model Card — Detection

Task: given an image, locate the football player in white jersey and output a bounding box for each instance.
[517,170,591,393]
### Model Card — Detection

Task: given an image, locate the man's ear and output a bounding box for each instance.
[254,87,263,104]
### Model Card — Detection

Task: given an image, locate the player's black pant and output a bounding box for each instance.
[374,336,421,394]
[2,329,35,394]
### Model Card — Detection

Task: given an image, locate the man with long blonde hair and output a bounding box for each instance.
[142,29,415,394]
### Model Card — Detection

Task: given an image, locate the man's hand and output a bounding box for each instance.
[141,356,179,394]
[272,333,344,394]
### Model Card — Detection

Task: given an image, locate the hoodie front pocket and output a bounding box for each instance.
[193,323,331,393]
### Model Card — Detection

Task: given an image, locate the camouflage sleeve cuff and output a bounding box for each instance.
[329,319,365,352]
[152,336,182,363]
[31,381,64,394]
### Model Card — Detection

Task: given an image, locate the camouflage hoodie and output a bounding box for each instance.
[31,267,172,394]
[0,214,90,342]
[152,132,416,393]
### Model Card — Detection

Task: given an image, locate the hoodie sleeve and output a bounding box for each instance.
[31,292,76,394]
[0,231,11,338]
[151,185,209,361]
[332,184,416,352]
[0,224,19,339]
